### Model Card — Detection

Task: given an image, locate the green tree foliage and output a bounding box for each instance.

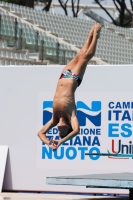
[42,0,80,17]
[1,0,34,7]
[93,0,133,27]
[114,12,132,27]
[57,0,80,17]
[42,0,52,11]
[1,0,19,4]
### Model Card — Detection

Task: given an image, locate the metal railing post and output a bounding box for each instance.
[63,50,66,65]
[18,28,22,50]
[0,14,1,39]
[40,40,44,62]
[35,31,39,52]
[56,42,60,64]
[14,18,18,49]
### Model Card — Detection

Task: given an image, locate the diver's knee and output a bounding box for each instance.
[86,49,95,58]
[74,54,81,62]
[81,51,94,60]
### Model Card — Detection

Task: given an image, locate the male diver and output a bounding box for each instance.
[38,23,102,151]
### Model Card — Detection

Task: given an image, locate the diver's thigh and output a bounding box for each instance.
[60,54,80,73]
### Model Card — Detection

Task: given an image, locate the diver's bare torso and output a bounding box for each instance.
[53,78,78,121]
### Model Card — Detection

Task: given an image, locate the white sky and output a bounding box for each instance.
[36,0,132,22]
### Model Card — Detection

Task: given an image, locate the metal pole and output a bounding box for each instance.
[56,42,60,64]
[63,50,66,65]
[0,14,1,39]
[40,40,44,62]
[18,28,22,50]
[14,18,18,49]
[35,31,39,52]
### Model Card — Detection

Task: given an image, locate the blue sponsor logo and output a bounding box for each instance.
[43,101,53,125]
[76,101,101,126]
[42,100,102,160]
[43,101,101,126]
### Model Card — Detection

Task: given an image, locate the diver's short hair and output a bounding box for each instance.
[59,124,73,139]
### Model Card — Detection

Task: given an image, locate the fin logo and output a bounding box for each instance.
[43,101,101,126]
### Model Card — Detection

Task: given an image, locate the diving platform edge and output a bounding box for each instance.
[46,172,133,199]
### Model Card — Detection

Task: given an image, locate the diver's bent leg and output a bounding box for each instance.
[61,24,96,72]
[79,24,95,54]
[81,23,101,61]
[67,24,101,79]
[60,24,101,79]
[83,31,99,61]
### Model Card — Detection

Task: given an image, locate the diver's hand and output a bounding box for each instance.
[52,140,62,151]
[48,138,58,150]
